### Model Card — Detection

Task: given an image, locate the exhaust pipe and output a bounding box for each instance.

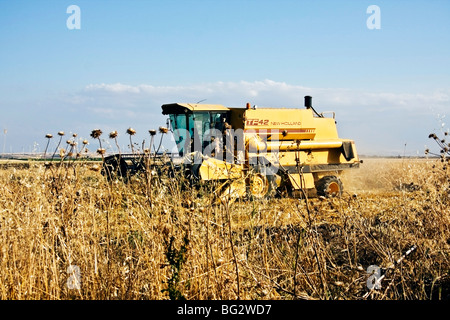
[304,95,323,117]
[304,96,312,109]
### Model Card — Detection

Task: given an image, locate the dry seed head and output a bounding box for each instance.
[67,140,77,147]
[90,164,101,172]
[59,148,66,157]
[109,130,118,139]
[58,131,65,136]
[127,128,136,135]
[82,139,89,145]
[72,133,77,138]
[45,133,53,139]
[159,126,168,134]
[149,129,157,136]
[90,129,103,139]
[97,148,106,155]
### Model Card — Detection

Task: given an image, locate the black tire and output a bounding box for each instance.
[316,176,343,197]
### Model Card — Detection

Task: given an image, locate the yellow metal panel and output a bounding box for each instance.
[288,173,315,190]
[243,108,317,140]
[242,108,340,140]
[312,117,339,139]
[199,157,243,180]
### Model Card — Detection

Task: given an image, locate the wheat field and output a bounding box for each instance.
[0,154,448,300]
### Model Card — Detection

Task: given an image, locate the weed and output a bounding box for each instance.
[161,234,190,300]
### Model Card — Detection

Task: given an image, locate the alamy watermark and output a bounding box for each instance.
[66,5,81,30]
[366,5,381,30]
[65,5,380,31]
[366,265,382,290]
[67,265,81,290]
[171,127,282,174]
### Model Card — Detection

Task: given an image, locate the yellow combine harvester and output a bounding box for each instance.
[161,96,361,201]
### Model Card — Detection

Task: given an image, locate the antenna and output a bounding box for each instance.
[196,99,207,104]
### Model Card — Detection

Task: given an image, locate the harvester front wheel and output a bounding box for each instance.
[316,176,343,198]
[249,173,270,199]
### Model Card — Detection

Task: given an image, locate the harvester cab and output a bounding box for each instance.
[162,103,230,156]
[161,96,361,202]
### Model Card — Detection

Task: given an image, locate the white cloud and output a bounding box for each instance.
[85,83,141,94]
[78,79,450,118]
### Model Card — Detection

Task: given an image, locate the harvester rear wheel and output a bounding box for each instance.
[316,176,343,198]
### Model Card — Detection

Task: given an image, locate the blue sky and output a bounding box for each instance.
[0,0,449,156]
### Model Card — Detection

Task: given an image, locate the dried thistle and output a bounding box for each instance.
[58,131,65,136]
[127,128,136,135]
[149,129,157,136]
[159,126,168,134]
[90,129,103,139]
[154,127,168,155]
[109,131,118,139]
[44,134,53,159]
[97,148,106,155]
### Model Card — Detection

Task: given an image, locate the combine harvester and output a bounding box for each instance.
[103,96,361,201]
